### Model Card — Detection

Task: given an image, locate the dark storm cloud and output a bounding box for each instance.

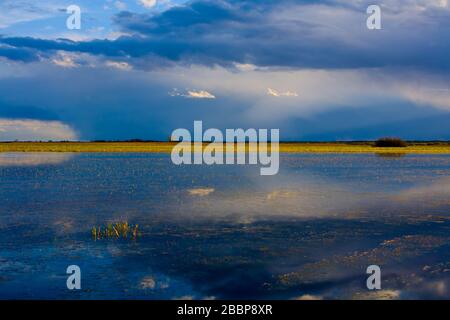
[0,102,60,120]
[114,1,242,34]
[0,45,40,62]
[1,0,449,70]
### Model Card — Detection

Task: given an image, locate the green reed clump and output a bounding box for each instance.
[91,221,141,240]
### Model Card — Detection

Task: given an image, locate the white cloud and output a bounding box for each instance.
[115,1,127,10]
[106,31,132,40]
[0,119,77,141]
[105,60,132,70]
[52,51,79,68]
[186,90,216,99]
[161,66,450,122]
[0,1,59,28]
[169,88,216,99]
[397,85,450,111]
[233,63,259,72]
[267,88,299,97]
[139,0,157,8]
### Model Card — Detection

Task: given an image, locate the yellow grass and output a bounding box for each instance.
[0,142,449,154]
[278,143,450,154]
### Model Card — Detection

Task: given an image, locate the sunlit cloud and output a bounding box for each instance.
[267,88,299,97]
[187,90,215,99]
[169,88,216,99]
[139,0,157,8]
[52,51,79,68]
[398,86,450,111]
[0,119,78,141]
[169,66,450,121]
[233,63,258,72]
[105,60,132,70]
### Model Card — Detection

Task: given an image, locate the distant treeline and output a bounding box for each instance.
[91,139,160,143]
[1,139,449,145]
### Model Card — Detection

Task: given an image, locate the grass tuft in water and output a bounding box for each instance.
[91,221,141,240]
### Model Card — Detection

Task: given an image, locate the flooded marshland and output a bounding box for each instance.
[0,153,449,299]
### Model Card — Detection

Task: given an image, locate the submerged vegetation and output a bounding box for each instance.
[91,221,141,240]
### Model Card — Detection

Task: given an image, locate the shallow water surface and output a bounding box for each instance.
[0,153,449,299]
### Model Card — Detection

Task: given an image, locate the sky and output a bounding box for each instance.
[0,0,450,141]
